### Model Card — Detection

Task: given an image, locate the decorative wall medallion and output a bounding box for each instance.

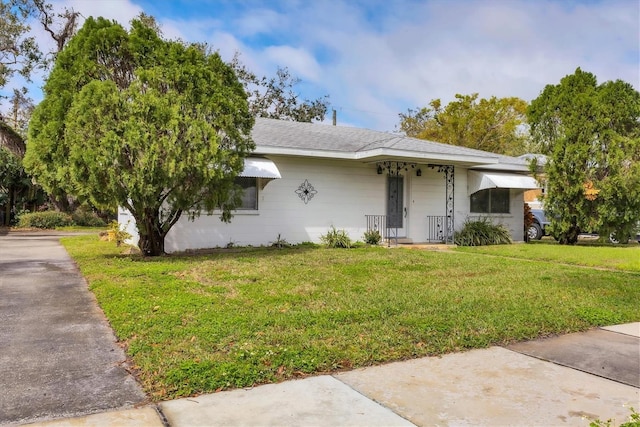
[295,179,317,204]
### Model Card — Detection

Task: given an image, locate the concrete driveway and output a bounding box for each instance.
[0,231,146,426]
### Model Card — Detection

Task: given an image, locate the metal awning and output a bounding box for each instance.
[240,158,281,179]
[468,171,540,196]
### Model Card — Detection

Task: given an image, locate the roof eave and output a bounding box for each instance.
[254,146,355,159]
[254,145,500,166]
[354,148,499,166]
[470,163,531,173]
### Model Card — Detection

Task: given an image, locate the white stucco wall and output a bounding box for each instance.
[117,158,527,252]
[406,166,469,242]
[487,190,525,241]
[462,189,526,242]
[164,156,386,252]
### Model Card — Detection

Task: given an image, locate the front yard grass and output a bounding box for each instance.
[456,241,640,271]
[62,235,640,400]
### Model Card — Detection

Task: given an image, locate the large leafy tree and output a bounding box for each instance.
[25,17,254,256]
[528,68,640,244]
[398,94,530,156]
[0,0,79,211]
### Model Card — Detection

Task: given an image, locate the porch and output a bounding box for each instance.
[365,214,454,245]
[368,161,456,246]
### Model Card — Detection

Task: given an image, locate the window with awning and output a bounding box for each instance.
[235,158,281,210]
[240,158,281,179]
[467,171,539,196]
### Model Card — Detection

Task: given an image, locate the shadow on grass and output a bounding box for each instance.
[528,237,640,248]
[90,242,377,263]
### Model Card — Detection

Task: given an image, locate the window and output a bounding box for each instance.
[236,177,258,210]
[470,188,510,213]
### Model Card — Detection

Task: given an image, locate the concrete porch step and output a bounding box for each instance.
[388,237,413,244]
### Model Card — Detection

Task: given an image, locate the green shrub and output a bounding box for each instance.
[363,229,382,245]
[454,218,512,246]
[320,226,352,248]
[18,211,73,229]
[107,220,132,246]
[270,234,291,249]
[71,209,107,227]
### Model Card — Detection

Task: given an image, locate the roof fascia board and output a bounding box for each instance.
[255,145,500,165]
[254,146,356,159]
[470,164,530,172]
[353,148,498,164]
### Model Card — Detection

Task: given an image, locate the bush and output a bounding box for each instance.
[18,211,73,229]
[320,226,352,248]
[72,209,107,227]
[454,218,512,246]
[106,220,132,246]
[363,229,382,245]
[270,234,291,249]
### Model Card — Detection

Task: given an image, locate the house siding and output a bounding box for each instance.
[464,188,526,241]
[164,156,386,252]
[118,157,528,252]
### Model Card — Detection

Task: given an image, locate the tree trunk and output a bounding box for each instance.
[49,190,79,212]
[137,211,165,256]
[3,187,11,225]
[558,225,580,244]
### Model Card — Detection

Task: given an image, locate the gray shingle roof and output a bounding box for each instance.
[252,118,529,170]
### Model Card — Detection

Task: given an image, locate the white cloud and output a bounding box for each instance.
[234,8,285,37]
[60,0,143,26]
[15,0,639,132]
[262,46,321,82]
[287,0,640,130]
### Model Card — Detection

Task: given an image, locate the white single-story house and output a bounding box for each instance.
[120,118,540,252]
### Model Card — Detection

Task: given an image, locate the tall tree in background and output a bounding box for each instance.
[528,68,640,244]
[25,17,254,256]
[0,0,79,213]
[0,0,39,157]
[231,54,329,122]
[33,0,79,54]
[398,94,530,156]
[0,0,40,89]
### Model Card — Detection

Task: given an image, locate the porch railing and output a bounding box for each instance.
[425,215,454,244]
[365,214,387,240]
[366,215,401,246]
[366,214,455,245]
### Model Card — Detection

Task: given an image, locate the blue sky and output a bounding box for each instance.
[21,0,640,131]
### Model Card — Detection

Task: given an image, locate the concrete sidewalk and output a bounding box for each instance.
[21,323,639,427]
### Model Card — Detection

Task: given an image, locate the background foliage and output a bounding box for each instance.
[398,93,530,155]
[528,68,640,244]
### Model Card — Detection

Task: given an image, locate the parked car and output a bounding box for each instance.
[527,208,550,240]
[609,222,640,244]
[528,209,640,244]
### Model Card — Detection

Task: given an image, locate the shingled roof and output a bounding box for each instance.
[252,118,529,171]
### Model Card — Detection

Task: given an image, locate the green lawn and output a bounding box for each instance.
[62,235,640,400]
[456,241,640,271]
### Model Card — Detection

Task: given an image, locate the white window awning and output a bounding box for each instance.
[240,158,281,179]
[468,171,540,196]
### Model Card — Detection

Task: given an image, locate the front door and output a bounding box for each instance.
[387,175,405,236]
